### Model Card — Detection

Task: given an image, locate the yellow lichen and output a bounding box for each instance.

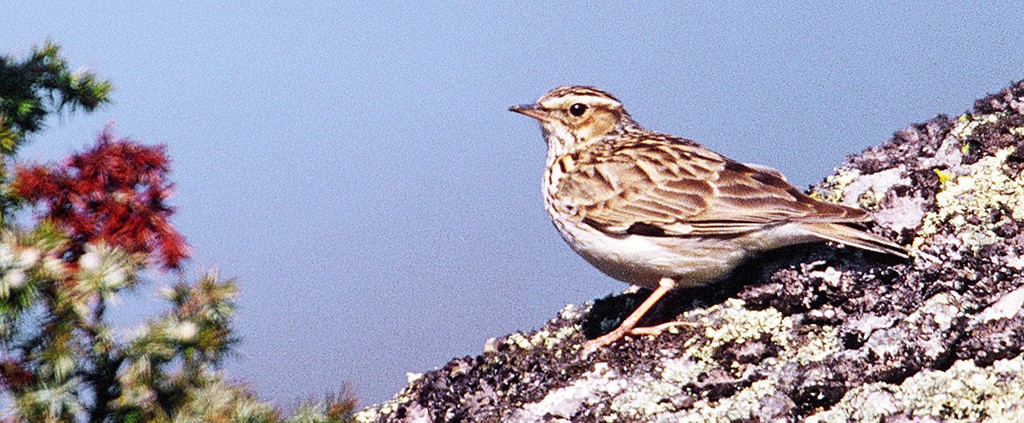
[808,356,1024,423]
[935,168,954,185]
[914,147,1024,253]
[543,326,577,350]
[506,333,534,350]
[815,169,861,204]
[504,325,577,351]
[897,358,1024,421]
[682,299,792,363]
[649,300,816,421]
[856,190,879,210]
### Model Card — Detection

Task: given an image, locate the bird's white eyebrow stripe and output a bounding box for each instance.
[539,94,621,110]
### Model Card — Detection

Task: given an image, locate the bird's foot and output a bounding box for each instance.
[581,320,695,356]
[629,321,695,336]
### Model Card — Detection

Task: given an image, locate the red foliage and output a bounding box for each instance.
[0,358,33,390]
[14,128,189,270]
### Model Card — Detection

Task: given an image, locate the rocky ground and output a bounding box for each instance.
[356,80,1024,422]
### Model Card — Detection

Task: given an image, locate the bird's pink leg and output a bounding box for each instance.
[583,277,681,351]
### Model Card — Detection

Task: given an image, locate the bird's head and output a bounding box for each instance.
[510,86,635,153]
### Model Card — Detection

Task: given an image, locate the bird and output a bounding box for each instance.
[510,86,908,350]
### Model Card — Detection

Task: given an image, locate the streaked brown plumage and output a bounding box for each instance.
[511,86,907,350]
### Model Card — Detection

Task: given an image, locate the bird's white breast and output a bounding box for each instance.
[546,213,752,290]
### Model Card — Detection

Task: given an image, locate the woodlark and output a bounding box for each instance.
[510,86,908,350]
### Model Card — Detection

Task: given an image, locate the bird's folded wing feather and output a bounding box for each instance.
[552,141,869,237]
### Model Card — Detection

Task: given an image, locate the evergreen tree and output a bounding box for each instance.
[0,42,355,423]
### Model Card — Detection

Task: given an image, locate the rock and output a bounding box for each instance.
[355,80,1024,423]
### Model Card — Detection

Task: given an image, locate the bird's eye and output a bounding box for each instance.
[569,103,588,117]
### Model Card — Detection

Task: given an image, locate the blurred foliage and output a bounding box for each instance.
[14,128,189,270]
[0,41,112,227]
[0,43,357,422]
[0,41,110,155]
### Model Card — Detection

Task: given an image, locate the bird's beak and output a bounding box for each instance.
[509,104,551,122]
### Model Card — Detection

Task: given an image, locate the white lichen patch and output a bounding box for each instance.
[893,358,1023,421]
[919,134,965,170]
[951,112,1001,139]
[784,326,841,365]
[872,195,927,234]
[634,300,823,421]
[504,325,577,351]
[353,387,417,423]
[903,292,963,361]
[660,357,703,386]
[683,299,792,363]
[557,303,586,321]
[658,299,809,385]
[977,285,1024,323]
[665,378,782,423]
[914,147,1024,253]
[506,333,534,350]
[608,377,683,418]
[841,167,909,210]
[805,382,901,423]
[808,356,1024,423]
[905,291,960,329]
[514,362,626,421]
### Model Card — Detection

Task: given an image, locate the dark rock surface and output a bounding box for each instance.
[356,81,1024,423]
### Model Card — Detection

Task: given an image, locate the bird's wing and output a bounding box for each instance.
[551,138,869,237]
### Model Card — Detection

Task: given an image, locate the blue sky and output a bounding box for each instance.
[3,1,1022,405]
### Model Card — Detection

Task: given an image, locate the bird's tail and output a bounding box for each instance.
[800,222,909,259]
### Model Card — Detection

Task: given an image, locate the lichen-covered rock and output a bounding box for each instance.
[356,81,1024,423]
